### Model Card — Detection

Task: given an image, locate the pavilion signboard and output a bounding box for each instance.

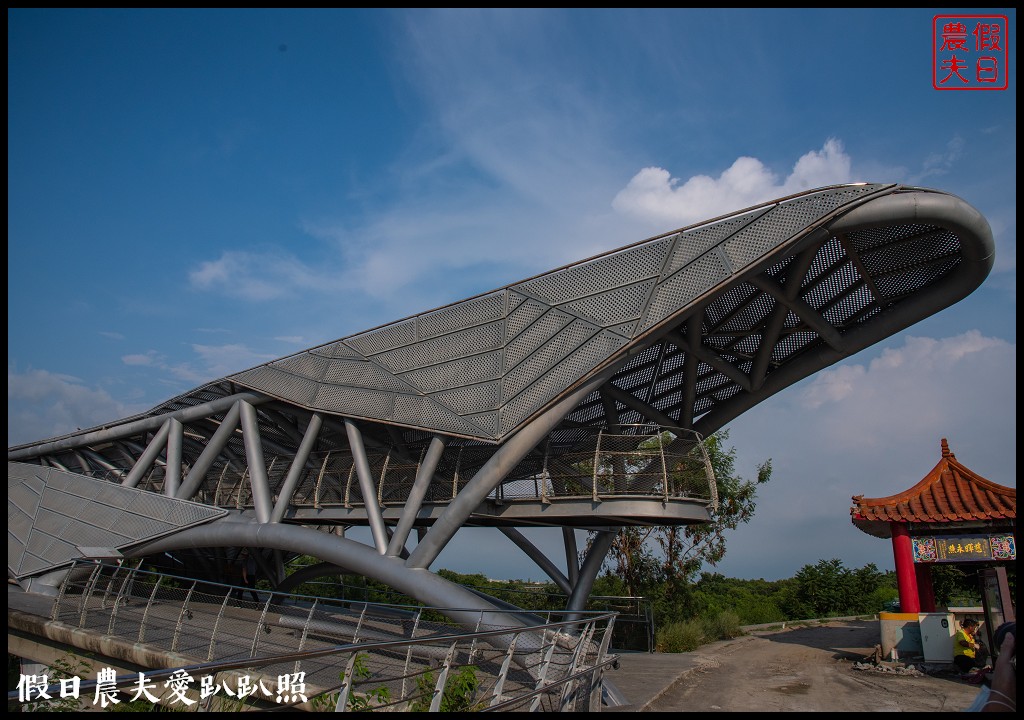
[911,533,1016,563]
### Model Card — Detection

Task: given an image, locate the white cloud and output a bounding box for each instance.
[795,331,1015,454]
[190,343,278,378]
[909,135,965,184]
[799,364,866,409]
[117,343,278,388]
[7,367,145,446]
[717,329,1016,579]
[122,352,158,366]
[189,251,335,301]
[612,138,856,227]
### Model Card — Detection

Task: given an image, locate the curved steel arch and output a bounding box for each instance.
[8,184,995,615]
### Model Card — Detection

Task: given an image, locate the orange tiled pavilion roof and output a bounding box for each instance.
[850,439,1016,539]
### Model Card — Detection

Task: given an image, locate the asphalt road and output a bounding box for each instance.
[612,619,982,712]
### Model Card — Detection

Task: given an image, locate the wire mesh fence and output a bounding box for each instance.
[46,560,619,712]
[117,424,716,514]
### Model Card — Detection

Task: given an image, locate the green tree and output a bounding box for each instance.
[597,429,772,613]
[794,558,850,617]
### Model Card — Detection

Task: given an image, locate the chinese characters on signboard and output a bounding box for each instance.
[933,15,1009,90]
[912,534,1016,563]
[17,670,309,709]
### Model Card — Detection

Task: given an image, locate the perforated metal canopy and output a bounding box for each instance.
[8,462,227,579]
[207,183,991,444]
[9,183,995,456]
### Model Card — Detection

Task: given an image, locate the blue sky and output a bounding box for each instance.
[8,9,1016,582]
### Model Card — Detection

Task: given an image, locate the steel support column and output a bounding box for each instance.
[165,418,183,498]
[240,401,273,524]
[271,413,323,523]
[565,530,616,618]
[499,528,572,595]
[562,528,580,588]
[177,401,242,501]
[121,421,171,489]
[407,371,614,570]
[345,419,389,554]
[387,435,445,557]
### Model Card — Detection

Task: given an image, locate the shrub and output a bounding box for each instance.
[704,610,743,640]
[655,620,704,652]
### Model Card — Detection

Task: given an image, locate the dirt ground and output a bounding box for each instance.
[644,619,983,713]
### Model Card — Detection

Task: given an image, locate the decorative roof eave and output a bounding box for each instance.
[851,439,1016,538]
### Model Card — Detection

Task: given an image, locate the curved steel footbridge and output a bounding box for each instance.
[8,184,994,709]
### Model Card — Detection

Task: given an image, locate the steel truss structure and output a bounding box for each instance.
[8,183,994,622]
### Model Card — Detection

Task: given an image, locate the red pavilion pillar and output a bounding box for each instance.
[916,565,936,612]
[891,522,920,613]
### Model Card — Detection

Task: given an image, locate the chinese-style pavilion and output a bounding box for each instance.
[851,439,1016,621]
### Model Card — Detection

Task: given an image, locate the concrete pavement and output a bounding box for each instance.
[603,649,707,711]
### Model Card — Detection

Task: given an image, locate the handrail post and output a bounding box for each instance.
[53,561,77,622]
[489,633,519,707]
[106,565,136,634]
[589,614,618,711]
[529,630,558,712]
[429,641,459,712]
[78,562,105,628]
[401,609,423,701]
[137,575,163,643]
[657,430,669,502]
[207,589,232,662]
[295,599,319,675]
[250,592,274,658]
[559,621,597,710]
[335,652,359,712]
[172,582,196,653]
[314,451,330,508]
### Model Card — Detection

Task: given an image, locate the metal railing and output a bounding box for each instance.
[286,570,656,654]
[42,560,619,711]
[89,425,716,513]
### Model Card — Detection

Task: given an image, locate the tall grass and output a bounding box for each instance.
[655,611,744,652]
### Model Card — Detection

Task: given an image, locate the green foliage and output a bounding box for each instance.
[792,559,899,617]
[598,430,772,617]
[655,619,705,652]
[409,666,482,712]
[930,565,982,606]
[18,653,91,713]
[310,653,390,712]
[704,610,743,640]
[656,610,747,653]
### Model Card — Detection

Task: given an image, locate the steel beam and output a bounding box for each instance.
[240,401,273,524]
[499,528,572,595]
[131,520,528,630]
[122,421,171,489]
[8,392,267,460]
[270,412,323,523]
[666,329,752,393]
[601,383,679,431]
[345,419,389,554]
[387,435,445,557]
[165,418,183,498]
[177,401,242,501]
[406,371,614,570]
